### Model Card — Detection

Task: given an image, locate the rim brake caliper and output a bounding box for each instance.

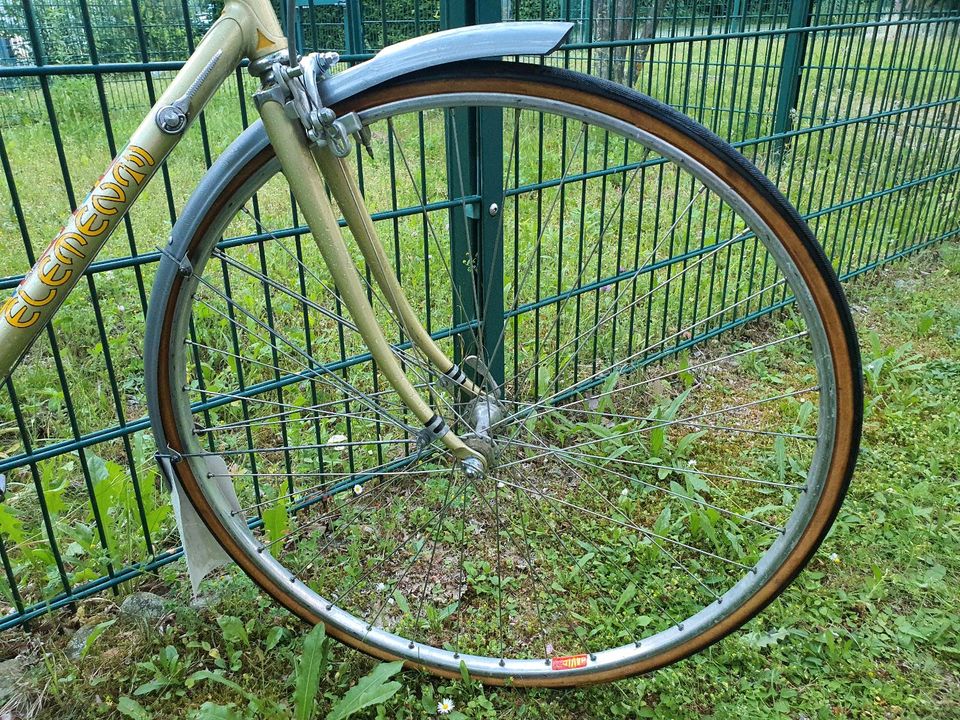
[268,52,374,158]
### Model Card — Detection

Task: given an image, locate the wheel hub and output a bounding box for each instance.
[462,393,506,472]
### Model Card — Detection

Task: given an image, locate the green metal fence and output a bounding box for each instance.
[0,0,958,631]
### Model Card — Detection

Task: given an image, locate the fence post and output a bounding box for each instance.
[772,0,814,156]
[441,0,505,386]
[727,0,745,33]
[343,0,364,55]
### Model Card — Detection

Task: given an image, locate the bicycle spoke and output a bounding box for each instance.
[167,87,852,675]
[192,282,414,432]
[517,437,785,533]
[499,385,820,470]
[507,431,727,602]
[502,220,754,397]
[491,474,750,571]
[495,275,792,429]
[509,435,805,491]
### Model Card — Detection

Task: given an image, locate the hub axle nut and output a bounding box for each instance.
[461,457,485,479]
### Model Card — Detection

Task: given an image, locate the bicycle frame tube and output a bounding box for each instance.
[0,0,286,381]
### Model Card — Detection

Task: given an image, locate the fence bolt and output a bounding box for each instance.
[488,203,499,217]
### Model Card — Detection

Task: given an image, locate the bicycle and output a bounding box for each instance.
[0,2,862,686]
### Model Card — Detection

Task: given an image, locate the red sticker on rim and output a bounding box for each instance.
[551,654,588,671]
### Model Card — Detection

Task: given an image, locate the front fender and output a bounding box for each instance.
[151,20,575,299]
[320,21,573,106]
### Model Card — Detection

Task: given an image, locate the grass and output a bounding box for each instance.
[0,243,957,718]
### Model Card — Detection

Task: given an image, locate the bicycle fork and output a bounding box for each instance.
[254,85,489,476]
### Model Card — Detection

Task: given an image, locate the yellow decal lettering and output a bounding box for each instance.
[111,163,131,187]
[122,162,146,184]
[3,295,40,328]
[92,180,127,215]
[7,141,160,333]
[111,160,147,187]
[127,145,155,167]
[53,232,88,264]
[92,195,118,216]
[38,253,72,287]
[18,285,56,308]
[76,207,108,237]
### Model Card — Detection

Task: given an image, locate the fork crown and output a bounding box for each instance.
[252,51,367,158]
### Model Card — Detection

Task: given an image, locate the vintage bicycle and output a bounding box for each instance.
[0,1,862,686]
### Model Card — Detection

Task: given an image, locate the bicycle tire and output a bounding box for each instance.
[146,61,862,686]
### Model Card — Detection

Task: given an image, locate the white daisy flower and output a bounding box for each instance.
[437,698,455,715]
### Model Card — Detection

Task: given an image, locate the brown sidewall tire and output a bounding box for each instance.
[152,62,862,687]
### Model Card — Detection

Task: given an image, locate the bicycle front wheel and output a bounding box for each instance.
[148,62,861,686]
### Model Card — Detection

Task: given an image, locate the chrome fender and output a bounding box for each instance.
[320,21,573,105]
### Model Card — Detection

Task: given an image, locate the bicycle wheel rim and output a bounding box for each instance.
[152,64,861,686]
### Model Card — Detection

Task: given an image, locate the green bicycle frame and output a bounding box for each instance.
[0,0,485,465]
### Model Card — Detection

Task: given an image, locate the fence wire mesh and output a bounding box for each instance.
[0,0,958,630]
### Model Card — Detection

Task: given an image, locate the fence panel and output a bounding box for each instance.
[0,0,957,630]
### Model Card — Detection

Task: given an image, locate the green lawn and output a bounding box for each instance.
[1,243,957,719]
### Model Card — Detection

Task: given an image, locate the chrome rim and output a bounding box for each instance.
[166,90,838,681]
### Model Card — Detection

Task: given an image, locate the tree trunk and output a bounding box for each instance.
[593,0,636,84]
[633,0,667,86]
[609,0,634,84]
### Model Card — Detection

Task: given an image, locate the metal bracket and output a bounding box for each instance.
[463,354,501,396]
[154,448,183,490]
[155,49,223,135]
[158,244,193,278]
[0,473,6,503]
[156,445,183,464]
[253,83,288,110]
[417,413,450,451]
